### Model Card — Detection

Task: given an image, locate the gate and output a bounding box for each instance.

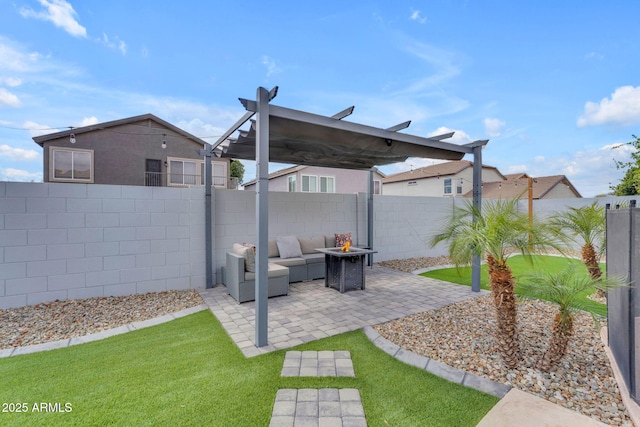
[606,200,639,402]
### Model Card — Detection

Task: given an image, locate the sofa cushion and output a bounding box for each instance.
[244,262,289,280]
[335,233,352,247]
[276,235,303,258]
[270,257,306,267]
[298,235,326,254]
[232,243,255,272]
[303,253,325,264]
[268,240,280,258]
[325,235,337,248]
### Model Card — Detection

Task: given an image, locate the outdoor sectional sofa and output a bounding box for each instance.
[222,234,352,303]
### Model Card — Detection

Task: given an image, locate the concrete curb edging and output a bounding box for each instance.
[362,326,512,398]
[0,304,208,359]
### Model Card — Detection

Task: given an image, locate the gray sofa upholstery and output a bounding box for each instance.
[222,234,352,303]
[224,251,289,303]
[267,235,335,282]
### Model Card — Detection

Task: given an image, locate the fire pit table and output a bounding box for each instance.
[315,247,377,293]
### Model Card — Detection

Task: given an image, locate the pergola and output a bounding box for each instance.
[204,86,488,347]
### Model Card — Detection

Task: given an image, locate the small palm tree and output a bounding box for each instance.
[549,202,605,281]
[517,266,622,372]
[431,198,560,369]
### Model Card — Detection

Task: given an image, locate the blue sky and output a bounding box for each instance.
[1,0,639,196]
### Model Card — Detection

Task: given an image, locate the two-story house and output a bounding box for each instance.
[242,165,386,194]
[382,160,506,197]
[33,113,231,188]
[383,161,582,199]
[473,173,582,199]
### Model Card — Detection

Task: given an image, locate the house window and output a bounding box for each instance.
[212,162,227,188]
[50,147,93,183]
[170,160,198,185]
[288,176,296,192]
[169,158,228,188]
[320,176,334,193]
[444,178,452,194]
[302,175,317,192]
[374,180,381,194]
[457,178,463,194]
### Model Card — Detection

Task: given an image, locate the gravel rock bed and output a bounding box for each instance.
[0,290,203,350]
[375,257,630,426]
[378,256,453,273]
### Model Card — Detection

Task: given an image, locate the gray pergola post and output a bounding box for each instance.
[471,144,483,292]
[255,87,272,347]
[368,169,374,266]
[203,143,213,288]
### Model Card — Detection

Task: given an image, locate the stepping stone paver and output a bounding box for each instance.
[270,388,367,427]
[281,351,355,377]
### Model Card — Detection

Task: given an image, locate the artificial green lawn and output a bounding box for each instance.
[421,255,607,316]
[0,310,498,426]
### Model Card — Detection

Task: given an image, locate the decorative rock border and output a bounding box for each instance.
[362,326,512,398]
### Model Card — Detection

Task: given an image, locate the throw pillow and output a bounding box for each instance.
[276,235,303,259]
[242,243,256,273]
[298,235,326,254]
[335,233,352,247]
[232,243,255,273]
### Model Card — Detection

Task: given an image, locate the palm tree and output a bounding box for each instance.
[430,198,560,369]
[517,266,622,372]
[549,203,605,297]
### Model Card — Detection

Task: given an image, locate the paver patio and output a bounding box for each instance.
[199,265,488,357]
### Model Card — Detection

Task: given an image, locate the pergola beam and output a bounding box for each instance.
[332,106,355,120]
[385,121,411,132]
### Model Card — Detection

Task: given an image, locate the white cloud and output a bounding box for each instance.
[98,33,127,55]
[0,88,21,107]
[261,55,282,78]
[0,144,40,161]
[577,86,640,127]
[0,168,42,182]
[394,40,461,95]
[585,51,604,60]
[20,0,87,38]
[176,118,227,141]
[410,9,427,24]
[77,116,99,127]
[484,117,506,137]
[2,77,22,87]
[524,143,635,196]
[22,120,60,137]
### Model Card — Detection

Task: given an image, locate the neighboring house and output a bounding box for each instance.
[469,173,582,199]
[242,165,386,194]
[33,113,231,188]
[382,160,506,197]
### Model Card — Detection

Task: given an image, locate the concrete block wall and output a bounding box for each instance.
[372,195,455,262]
[2,180,624,309]
[212,189,359,279]
[0,182,205,309]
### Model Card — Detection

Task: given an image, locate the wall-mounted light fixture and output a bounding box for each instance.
[161,134,167,149]
[164,161,168,168]
[69,133,76,144]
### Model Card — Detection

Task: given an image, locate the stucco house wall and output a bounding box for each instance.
[34,114,230,188]
[383,167,503,197]
[244,166,385,194]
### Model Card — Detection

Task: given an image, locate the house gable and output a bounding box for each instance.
[34,114,230,187]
